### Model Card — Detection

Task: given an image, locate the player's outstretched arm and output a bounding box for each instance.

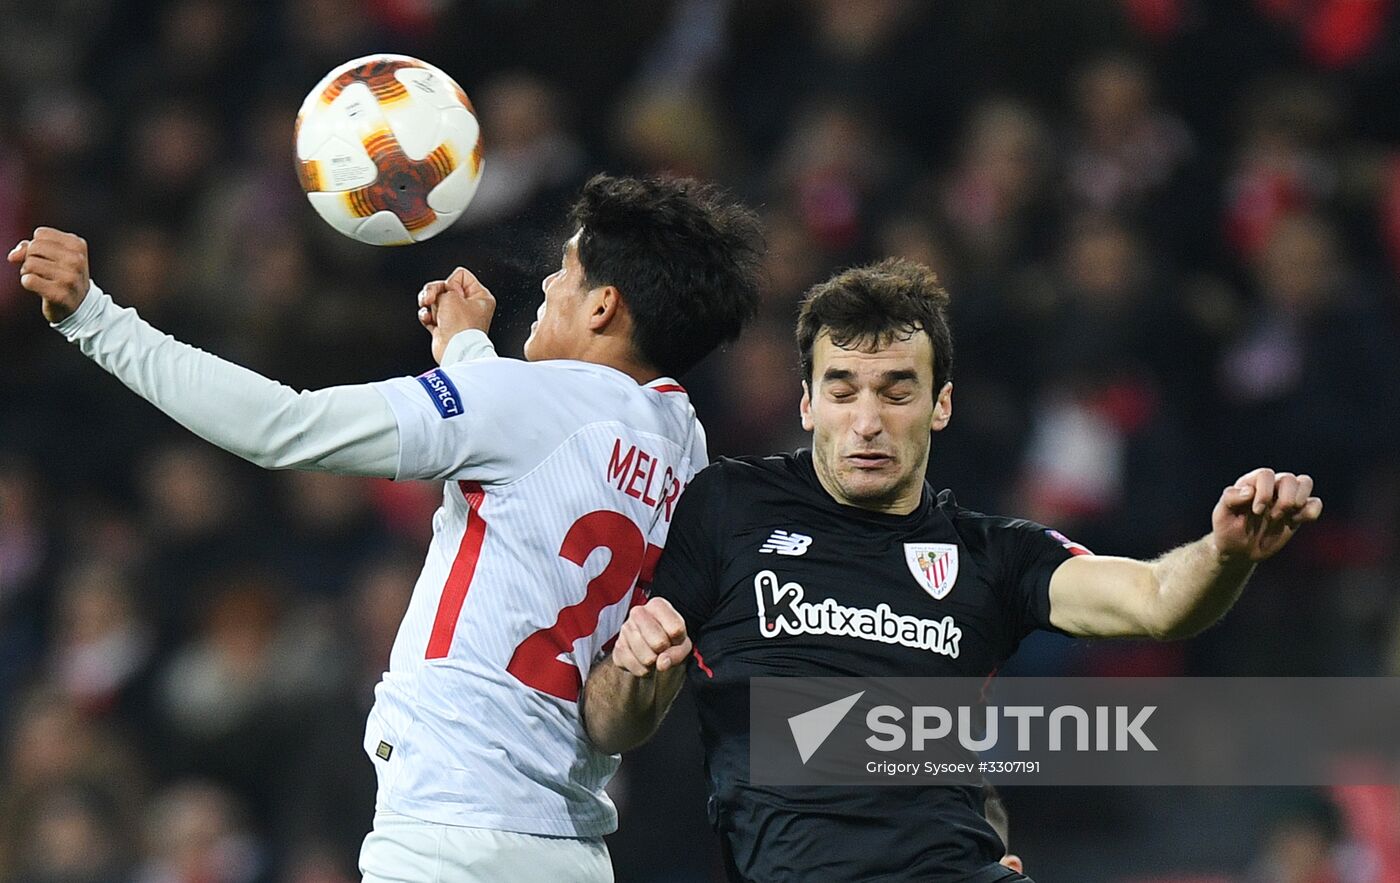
[582,598,692,755]
[10,227,492,477]
[1047,468,1323,640]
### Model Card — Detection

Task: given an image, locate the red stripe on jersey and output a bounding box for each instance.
[979,667,999,703]
[425,481,488,659]
[649,384,686,395]
[693,648,714,678]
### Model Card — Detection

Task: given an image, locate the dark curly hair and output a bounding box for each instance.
[796,258,954,392]
[570,174,763,377]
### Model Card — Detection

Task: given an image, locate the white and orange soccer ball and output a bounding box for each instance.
[295,54,483,245]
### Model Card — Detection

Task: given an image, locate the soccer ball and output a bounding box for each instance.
[295,54,483,246]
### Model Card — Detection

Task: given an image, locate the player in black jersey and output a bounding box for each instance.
[582,258,1323,882]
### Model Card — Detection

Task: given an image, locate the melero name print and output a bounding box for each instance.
[753,570,962,659]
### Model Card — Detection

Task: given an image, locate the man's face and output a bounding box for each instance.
[800,330,952,513]
[524,231,591,362]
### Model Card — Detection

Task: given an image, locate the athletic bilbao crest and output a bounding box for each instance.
[904,543,959,600]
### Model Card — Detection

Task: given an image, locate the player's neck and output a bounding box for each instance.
[575,339,665,385]
[569,309,667,384]
[613,361,664,385]
[812,455,925,516]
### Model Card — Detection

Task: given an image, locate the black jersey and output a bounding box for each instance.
[650,451,1080,882]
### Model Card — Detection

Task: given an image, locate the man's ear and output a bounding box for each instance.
[931,381,953,432]
[800,380,814,431]
[587,285,624,332]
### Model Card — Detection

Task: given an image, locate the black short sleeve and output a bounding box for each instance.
[951,511,1085,642]
[995,519,1081,640]
[650,462,728,630]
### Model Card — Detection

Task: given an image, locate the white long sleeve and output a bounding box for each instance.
[54,281,497,478]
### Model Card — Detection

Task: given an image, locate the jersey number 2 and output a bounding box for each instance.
[427,504,656,703]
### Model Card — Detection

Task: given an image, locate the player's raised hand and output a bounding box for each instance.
[9,228,91,324]
[419,266,495,364]
[417,280,447,332]
[611,597,692,678]
[1211,468,1322,562]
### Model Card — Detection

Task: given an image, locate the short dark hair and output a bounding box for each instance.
[796,258,954,390]
[570,174,763,377]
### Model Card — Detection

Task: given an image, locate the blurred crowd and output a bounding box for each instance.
[2,0,1400,880]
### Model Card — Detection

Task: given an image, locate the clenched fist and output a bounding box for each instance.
[611,597,692,678]
[9,228,91,324]
[1211,468,1323,562]
[418,266,496,364]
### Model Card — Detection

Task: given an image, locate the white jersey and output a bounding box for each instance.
[52,283,706,840]
[367,359,706,836]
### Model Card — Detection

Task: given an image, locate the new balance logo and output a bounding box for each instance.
[759,530,812,556]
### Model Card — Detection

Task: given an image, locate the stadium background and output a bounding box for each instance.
[2,0,1400,879]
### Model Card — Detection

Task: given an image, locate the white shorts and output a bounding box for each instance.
[359,811,614,883]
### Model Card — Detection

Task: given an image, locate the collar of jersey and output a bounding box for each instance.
[528,357,684,393]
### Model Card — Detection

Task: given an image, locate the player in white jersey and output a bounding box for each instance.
[11,174,764,882]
